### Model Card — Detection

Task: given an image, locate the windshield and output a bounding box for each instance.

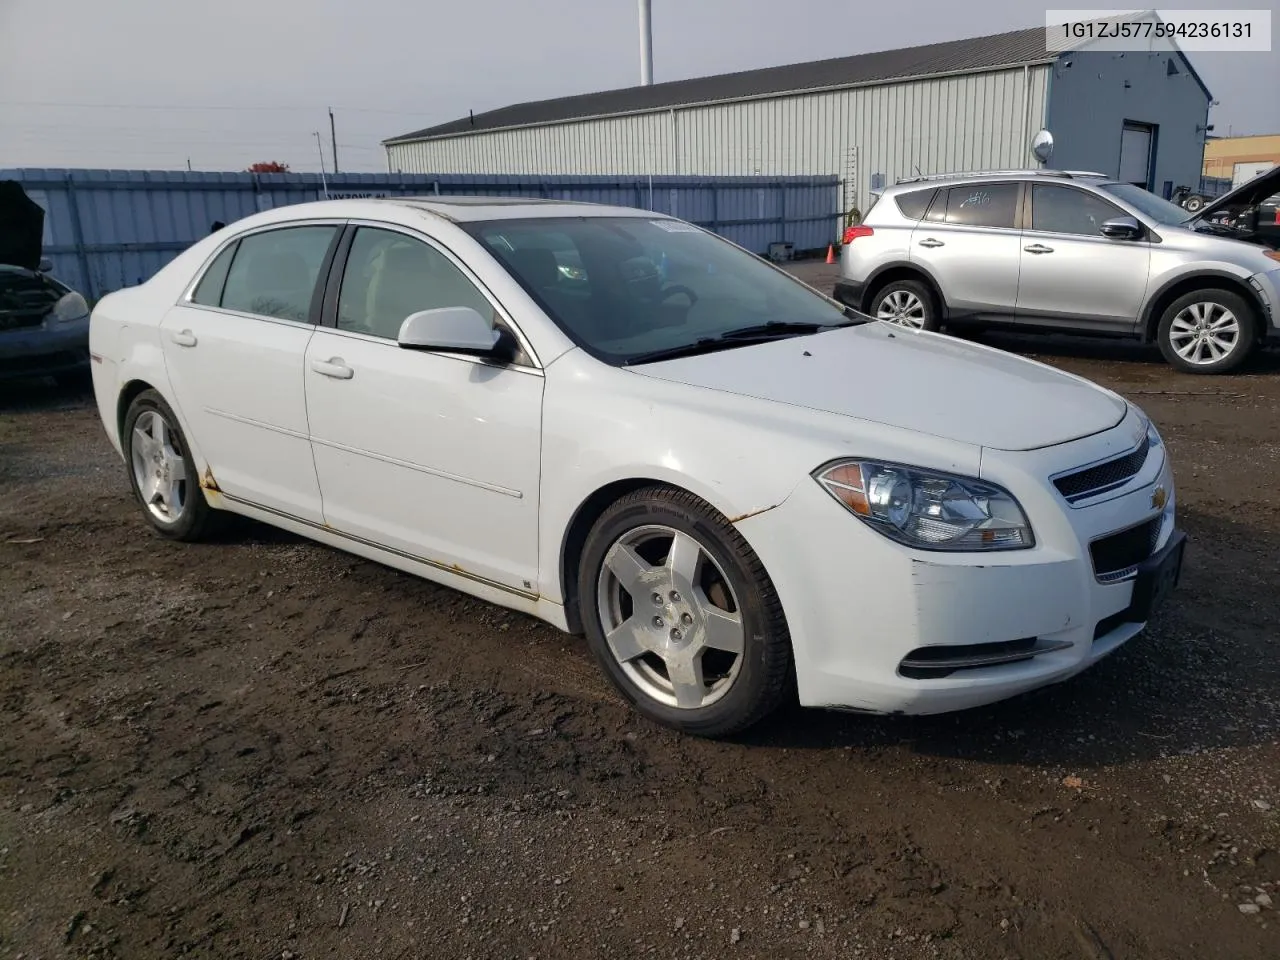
[464,217,852,365]
[1097,183,1191,226]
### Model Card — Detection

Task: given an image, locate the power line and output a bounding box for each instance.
[0,99,433,116]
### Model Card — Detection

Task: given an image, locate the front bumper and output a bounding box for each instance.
[735,412,1180,715]
[0,317,91,380]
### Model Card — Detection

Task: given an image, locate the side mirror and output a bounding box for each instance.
[1100,216,1143,241]
[397,306,504,357]
[38,257,53,273]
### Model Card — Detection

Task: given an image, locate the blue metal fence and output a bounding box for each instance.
[1,169,840,300]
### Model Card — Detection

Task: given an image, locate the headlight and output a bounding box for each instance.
[51,291,89,324]
[814,459,1034,551]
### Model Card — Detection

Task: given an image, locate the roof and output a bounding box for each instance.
[386,25,1057,144]
[230,196,661,227]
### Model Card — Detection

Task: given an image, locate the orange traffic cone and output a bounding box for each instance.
[825,243,836,264]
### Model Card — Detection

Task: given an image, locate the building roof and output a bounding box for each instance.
[385,25,1057,145]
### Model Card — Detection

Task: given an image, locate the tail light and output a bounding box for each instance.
[842,225,874,244]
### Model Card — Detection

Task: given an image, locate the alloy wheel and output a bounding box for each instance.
[595,524,745,710]
[876,290,927,328]
[130,410,188,523]
[1168,301,1240,366]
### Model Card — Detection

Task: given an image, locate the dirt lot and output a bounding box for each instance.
[2,259,1279,960]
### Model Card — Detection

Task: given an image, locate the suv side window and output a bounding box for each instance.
[1031,185,1126,236]
[191,241,237,306]
[894,188,936,221]
[220,225,338,322]
[942,183,1019,229]
[337,227,497,342]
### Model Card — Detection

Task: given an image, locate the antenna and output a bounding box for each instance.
[314,131,329,198]
[638,0,653,85]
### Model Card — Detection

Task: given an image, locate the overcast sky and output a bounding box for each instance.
[1,0,1276,173]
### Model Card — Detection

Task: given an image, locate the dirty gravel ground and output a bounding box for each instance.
[2,259,1279,960]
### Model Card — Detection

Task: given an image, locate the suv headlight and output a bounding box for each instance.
[814,459,1034,551]
[51,291,89,324]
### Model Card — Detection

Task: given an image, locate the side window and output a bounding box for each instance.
[895,188,936,221]
[1031,185,1125,236]
[191,241,237,306]
[220,225,337,322]
[337,227,495,340]
[943,183,1019,229]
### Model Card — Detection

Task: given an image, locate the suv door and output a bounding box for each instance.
[303,224,544,595]
[1015,183,1152,332]
[160,223,340,522]
[911,182,1022,319]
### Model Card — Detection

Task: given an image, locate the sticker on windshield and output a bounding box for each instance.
[649,219,701,233]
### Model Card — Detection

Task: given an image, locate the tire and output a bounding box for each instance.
[869,279,940,331]
[1182,194,1205,213]
[1156,288,1257,374]
[122,389,222,541]
[577,486,793,738]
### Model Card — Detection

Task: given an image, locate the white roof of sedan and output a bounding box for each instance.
[251,195,659,224]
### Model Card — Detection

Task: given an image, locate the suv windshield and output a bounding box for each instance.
[1097,183,1191,226]
[464,217,853,365]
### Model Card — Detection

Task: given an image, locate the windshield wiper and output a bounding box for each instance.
[623,320,857,366]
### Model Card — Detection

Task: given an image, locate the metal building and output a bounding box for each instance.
[384,25,1211,214]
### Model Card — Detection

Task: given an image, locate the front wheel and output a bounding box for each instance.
[1156,289,1257,374]
[577,487,793,737]
[869,279,940,331]
[122,389,223,541]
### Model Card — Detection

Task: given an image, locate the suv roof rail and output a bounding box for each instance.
[894,169,1109,185]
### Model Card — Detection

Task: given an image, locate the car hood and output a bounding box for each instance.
[1195,164,1280,222]
[631,324,1127,452]
[0,180,45,271]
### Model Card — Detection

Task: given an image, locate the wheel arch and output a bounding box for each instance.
[862,262,948,318]
[117,378,159,443]
[1140,271,1267,343]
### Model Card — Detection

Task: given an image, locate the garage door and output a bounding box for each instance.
[1119,122,1154,188]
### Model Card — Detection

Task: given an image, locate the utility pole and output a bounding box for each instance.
[329,107,339,174]
[314,131,329,198]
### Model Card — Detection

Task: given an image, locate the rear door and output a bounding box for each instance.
[910,181,1023,319]
[1015,183,1152,332]
[160,222,341,522]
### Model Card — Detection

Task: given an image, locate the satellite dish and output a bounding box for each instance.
[1031,129,1055,165]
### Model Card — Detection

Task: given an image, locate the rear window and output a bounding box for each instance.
[894,189,936,220]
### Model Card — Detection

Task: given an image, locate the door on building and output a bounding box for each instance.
[1119,122,1156,189]
[1233,161,1278,189]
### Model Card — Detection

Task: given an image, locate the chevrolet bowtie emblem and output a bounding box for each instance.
[1151,486,1167,510]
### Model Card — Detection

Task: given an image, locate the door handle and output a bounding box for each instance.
[918,238,945,248]
[1024,244,1055,254]
[170,329,197,347]
[311,358,354,380]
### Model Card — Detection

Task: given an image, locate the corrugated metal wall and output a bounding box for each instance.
[1,169,838,299]
[386,66,1051,214]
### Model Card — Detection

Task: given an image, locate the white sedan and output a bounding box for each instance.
[88,197,1185,737]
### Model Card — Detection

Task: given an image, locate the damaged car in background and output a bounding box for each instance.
[0,180,92,386]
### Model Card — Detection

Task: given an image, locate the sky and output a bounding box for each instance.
[1,0,1277,173]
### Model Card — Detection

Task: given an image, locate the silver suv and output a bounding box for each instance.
[834,167,1280,374]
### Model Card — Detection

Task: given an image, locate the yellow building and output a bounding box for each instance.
[1203,134,1280,187]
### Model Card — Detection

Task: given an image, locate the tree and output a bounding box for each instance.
[247,161,290,173]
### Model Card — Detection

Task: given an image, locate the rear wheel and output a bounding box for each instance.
[577,487,793,738]
[1156,289,1257,374]
[869,279,940,331]
[123,390,222,541]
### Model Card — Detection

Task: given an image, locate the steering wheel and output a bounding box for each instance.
[659,284,698,306]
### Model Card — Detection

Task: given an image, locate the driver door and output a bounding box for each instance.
[303,224,544,594]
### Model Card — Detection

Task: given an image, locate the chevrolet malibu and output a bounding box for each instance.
[88,197,1185,737]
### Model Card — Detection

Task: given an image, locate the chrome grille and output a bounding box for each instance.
[1053,436,1150,503]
